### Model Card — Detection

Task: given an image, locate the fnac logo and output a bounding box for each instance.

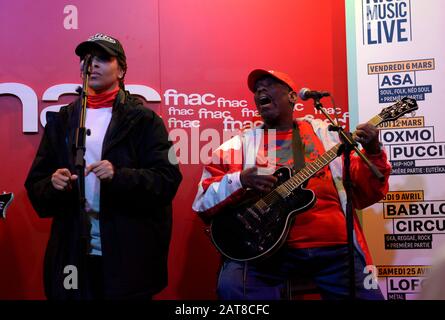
[0,83,161,133]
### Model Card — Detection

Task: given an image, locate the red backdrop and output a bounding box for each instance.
[0,0,348,299]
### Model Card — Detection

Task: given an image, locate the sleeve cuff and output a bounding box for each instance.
[226,171,243,192]
[363,148,388,161]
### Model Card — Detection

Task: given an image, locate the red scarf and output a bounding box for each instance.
[87,86,119,109]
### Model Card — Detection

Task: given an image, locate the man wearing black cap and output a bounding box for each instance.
[192,69,391,299]
[25,33,182,299]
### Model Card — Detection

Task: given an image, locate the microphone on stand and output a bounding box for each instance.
[82,54,92,76]
[76,53,93,253]
[80,54,92,96]
[298,88,330,101]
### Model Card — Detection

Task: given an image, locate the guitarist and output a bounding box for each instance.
[192,69,391,300]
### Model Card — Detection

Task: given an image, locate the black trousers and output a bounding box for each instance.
[85,254,104,300]
[83,255,153,300]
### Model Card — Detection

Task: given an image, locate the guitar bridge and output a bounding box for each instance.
[236,213,253,231]
[247,208,260,221]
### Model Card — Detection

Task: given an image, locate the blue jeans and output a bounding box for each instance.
[217,245,384,300]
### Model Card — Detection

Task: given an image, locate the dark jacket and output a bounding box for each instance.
[25,90,182,299]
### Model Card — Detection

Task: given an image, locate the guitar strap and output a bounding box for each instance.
[292,122,305,172]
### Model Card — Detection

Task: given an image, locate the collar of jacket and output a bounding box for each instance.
[66,89,145,161]
[101,89,145,156]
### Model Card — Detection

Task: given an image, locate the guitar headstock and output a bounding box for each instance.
[379,97,418,122]
[0,192,14,219]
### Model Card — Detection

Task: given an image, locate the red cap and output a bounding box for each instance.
[247,69,297,92]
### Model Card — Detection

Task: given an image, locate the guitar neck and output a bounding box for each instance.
[254,96,417,212]
[275,114,383,198]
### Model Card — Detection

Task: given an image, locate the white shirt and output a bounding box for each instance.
[85,107,112,255]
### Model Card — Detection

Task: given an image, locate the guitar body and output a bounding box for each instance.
[0,192,14,219]
[210,167,316,261]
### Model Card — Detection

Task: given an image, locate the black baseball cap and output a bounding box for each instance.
[75,33,126,63]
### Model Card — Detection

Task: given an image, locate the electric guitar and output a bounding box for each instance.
[210,97,418,261]
[0,192,14,219]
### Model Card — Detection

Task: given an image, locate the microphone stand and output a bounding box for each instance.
[311,97,384,299]
[74,55,92,295]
